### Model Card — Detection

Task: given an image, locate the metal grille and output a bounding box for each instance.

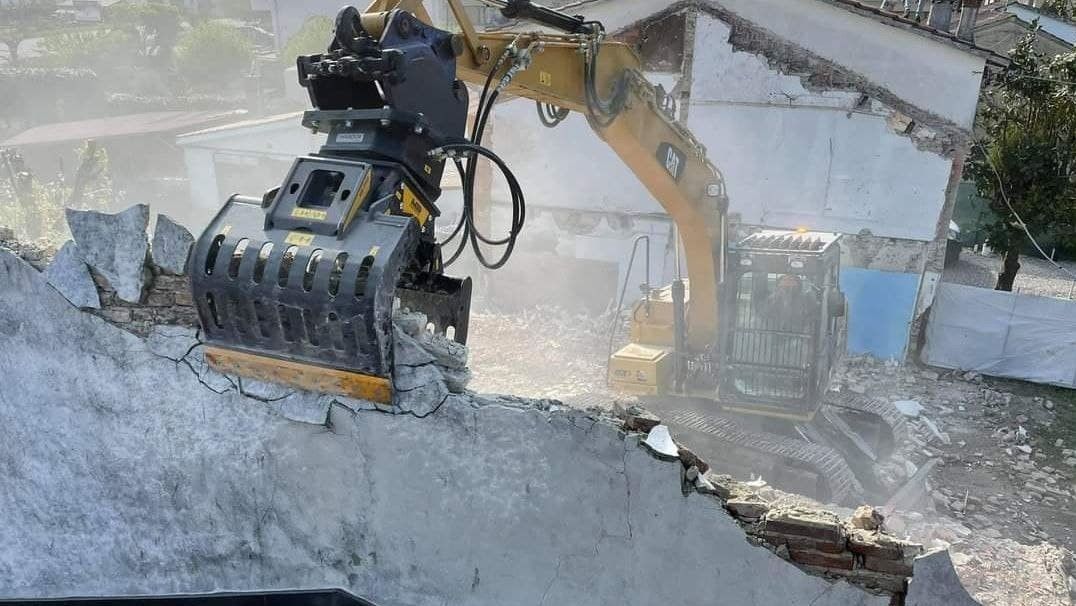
[725,272,818,401]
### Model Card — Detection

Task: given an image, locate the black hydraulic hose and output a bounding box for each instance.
[438,141,526,270]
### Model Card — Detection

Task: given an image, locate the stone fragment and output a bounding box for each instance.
[642,424,679,459]
[66,205,150,303]
[705,473,737,499]
[725,498,769,520]
[622,408,660,433]
[43,241,100,309]
[904,549,980,606]
[847,529,904,560]
[694,473,717,495]
[789,548,854,570]
[850,505,885,531]
[418,331,469,370]
[678,445,710,474]
[922,417,950,445]
[441,366,472,393]
[893,400,923,418]
[684,465,699,482]
[393,327,435,367]
[394,309,427,337]
[150,214,194,275]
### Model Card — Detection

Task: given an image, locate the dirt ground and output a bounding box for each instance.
[944,249,1076,300]
[466,306,1076,606]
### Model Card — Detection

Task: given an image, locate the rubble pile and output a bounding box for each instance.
[467,305,617,404]
[0,226,55,270]
[834,357,1076,606]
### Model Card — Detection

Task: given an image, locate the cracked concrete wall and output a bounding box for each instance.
[0,246,890,606]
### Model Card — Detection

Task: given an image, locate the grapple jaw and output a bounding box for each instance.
[188,7,478,404]
[189,190,421,400]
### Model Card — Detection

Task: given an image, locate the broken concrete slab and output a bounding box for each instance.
[150,213,194,275]
[904,549,981,606]
[66,204,150,303]
[0,246,895,606]
[43,241,100,309]
[643,424,680,459]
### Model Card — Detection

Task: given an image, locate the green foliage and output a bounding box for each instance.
[279,16,332,66]
[107,2,182,64]
[0,142,111,242]
[174,20,254,91]
[40,28,133,71]
[1039,0,1074,20]
[967,32,1076,289]
[0,0,62,66]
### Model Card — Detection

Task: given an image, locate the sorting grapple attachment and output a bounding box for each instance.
[190,193,419,401]
[188,6,479,403]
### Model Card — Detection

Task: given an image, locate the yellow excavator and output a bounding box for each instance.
[188,0,902,504]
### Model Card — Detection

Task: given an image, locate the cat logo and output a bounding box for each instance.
[656,143,686,181]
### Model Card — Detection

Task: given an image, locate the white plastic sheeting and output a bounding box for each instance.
[923,283,1076,388]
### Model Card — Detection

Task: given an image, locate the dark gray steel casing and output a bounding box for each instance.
[188,194,419,378]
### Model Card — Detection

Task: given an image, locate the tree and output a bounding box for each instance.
[107,2,181,66]
[967,32,1076,291]
[174,21,253,91]
[0,0,60,66]
[279,15,332,67]
[1039,0,1074,20]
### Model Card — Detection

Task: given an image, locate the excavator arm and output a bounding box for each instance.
[366,0,730,352]
[187,0,728,404]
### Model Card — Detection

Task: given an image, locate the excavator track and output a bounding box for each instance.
[664,407,865,506]
[821,391,908,460]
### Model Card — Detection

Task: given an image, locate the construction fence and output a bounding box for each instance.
[923,282,1076,388]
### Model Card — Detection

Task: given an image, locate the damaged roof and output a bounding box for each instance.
[1,110,245,148]
[813,0,1009,66]
[545,0,1009,65]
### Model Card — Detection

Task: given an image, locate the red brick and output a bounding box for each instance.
[789,548,854,570]
[864,556,914,576]
[764,532,847,553]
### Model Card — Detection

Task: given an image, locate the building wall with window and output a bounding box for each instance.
[489,0,1000,359]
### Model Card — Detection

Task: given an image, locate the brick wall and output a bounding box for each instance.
[89,266,197,336]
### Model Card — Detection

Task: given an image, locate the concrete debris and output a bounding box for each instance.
[894,400,923,418]
[904,550,980,606]
[677,445,710,475]
[43,241,100,309]
[921,417,950,445]
[66,204,150,303]
[850,506,885,531]
[621,406,661,433]
[642,424,679,459]
[150,214,194,275]
[725,497,770,520]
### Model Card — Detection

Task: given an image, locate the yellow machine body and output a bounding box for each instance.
[608,342,673,396]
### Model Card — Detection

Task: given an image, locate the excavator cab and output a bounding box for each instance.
[717,230,846,419]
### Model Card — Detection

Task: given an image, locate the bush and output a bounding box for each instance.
[279,16,332,66]
[174,20,253,91]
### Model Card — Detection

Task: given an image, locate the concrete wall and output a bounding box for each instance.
[0,246,896,606]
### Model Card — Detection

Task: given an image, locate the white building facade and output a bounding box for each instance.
[488,0,1004,359]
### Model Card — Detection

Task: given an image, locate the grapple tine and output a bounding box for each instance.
[190,185,421,397]
[398,273,473,344]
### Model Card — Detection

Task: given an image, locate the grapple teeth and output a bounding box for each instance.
[398,273,472,344]
[189,193,419,381]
